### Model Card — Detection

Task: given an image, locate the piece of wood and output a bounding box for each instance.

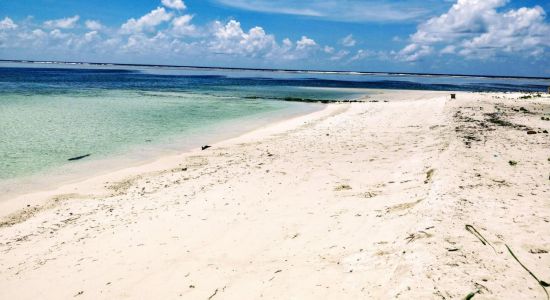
[68,154,91,161]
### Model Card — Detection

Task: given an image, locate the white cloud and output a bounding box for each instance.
[84,31,99,42]
[31,29,47,39]
[162,0,186,10]
[121,32,177,54]
[323,46,335,54]
[282,38,292,48]
[171,15,197,36]
[207,21,325,61]
[0,6,334,65]
[50,29,68,39]
[396,43,433,62]
[212,0,444,23]
[441,45,455,54]
[460,6,550,56]
[0,17,18,30]
[350,49,368,61]
[209,20,277,57]
[271,36,319,60]
[296,36,316,50]
[85,20,103,31]
[330,49,349,61]
[399,0,550,61]
[341,34,356,47]
[44,15,80,29]
[120,7,173,34]
[350,49,389,62]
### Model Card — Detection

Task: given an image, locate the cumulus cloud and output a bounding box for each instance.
[0,17,18,30]
[209,20,277,57]
[0,4,337,65]
[323,46,335,54]
[441,45,456,54]
[205,20,325,61]
[349,49,370,61]
[49,29,69,39]
[44,15,80,29]
[330,50,349,61]
[84,31,99,42]
[171,15,197,36]
[162,0,186,10]
[396,44,433,62]
[460,6,550,57]
[296,36,316,50]
[85,20,103,31]
[399,0,550,61]
[120,7,173,34]
[341,34,356,47]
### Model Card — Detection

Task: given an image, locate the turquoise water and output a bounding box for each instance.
[0,67,367,193]
[0,66,363,197]
[3,64,546,196]
[0,88,325,186]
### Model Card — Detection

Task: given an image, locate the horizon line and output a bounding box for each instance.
[1,59,549,81]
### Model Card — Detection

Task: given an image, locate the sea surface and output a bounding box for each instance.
[1,63,549,196]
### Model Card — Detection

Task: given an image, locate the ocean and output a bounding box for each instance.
[1,63,549,196]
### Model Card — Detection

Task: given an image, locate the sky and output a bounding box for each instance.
[1,0,550,76]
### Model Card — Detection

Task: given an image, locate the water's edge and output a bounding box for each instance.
[0,102,326,202]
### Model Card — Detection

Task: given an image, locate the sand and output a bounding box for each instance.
[0,90,549,299]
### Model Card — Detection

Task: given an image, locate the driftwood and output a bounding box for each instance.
[68,154,91,161]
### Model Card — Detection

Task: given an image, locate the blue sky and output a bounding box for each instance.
[1,0,549,76]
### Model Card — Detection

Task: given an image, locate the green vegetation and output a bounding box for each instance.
[519,93,542,99]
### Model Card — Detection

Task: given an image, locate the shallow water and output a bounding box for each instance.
[0,67,355,195]
[1,64,548,196]
[0,89,316,180]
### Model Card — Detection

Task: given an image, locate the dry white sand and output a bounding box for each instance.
[0,90,549,299]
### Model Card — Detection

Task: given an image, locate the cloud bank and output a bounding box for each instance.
[398,0,550,61]
[0,3,328,66]
[0,0,549,74]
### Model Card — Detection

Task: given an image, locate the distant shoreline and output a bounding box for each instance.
[1,59,549,81]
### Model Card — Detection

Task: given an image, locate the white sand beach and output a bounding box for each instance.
[1,90,549,299]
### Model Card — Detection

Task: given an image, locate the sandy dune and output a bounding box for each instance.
[1,90,549,299]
